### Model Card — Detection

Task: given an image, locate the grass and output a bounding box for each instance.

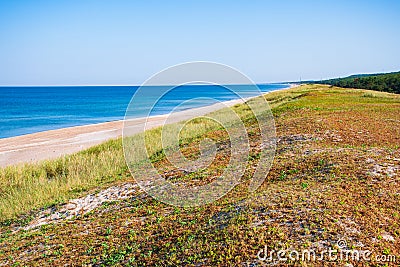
[0,138,128,219]
[0,87,274,219]
[0,84,399,266]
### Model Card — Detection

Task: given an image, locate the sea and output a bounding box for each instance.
[0,83,289,139]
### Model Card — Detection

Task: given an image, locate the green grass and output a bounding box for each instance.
[0,138,128,219]
[0,84,398,220]
[0,90,270,219]
[0,84,310,220]
[0,84,399,266]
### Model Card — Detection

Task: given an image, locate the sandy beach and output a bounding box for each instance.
[0,97,258,167]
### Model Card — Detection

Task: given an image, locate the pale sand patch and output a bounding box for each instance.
[0,98,251,167]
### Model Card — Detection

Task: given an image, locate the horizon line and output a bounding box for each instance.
[0,82,293,87]
[1,70,398,87]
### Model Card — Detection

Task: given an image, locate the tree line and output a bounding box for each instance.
[316,71,400,94]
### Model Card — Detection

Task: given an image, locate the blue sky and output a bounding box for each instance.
[0,0,399,85]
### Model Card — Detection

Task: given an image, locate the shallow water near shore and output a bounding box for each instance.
[0,83,288,138]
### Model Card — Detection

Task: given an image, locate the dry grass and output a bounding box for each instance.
[0,139,128,219]
[0,93,261,219]
[0,84,399,266]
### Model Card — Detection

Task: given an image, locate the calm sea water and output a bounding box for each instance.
[0,84,289,138]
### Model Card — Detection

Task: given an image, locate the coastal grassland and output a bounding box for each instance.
[0,84,399,266]
[0,86,296,221]
[0,95,267,220]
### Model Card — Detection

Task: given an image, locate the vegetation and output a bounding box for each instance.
[316,71,400,94]
[0,85,399,266]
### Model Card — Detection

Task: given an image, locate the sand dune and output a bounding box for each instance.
[0,98,251,167]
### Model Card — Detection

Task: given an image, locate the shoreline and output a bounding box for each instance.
[0,85,296,167]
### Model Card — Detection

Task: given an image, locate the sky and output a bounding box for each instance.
[0,0,399,85]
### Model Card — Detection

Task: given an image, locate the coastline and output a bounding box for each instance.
[0,84,298,167]
[0,89,286,167]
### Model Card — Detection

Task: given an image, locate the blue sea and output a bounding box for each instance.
[0,84,289,139]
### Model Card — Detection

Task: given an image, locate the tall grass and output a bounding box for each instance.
[0,85,329,220]
[0,139,127,219]
[0,97,259,219]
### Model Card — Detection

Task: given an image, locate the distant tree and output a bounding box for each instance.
[317,71,400,94]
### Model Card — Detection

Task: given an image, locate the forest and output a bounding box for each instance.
[316,71,400,94]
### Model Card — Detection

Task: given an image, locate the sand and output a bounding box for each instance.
[0,97,252,167]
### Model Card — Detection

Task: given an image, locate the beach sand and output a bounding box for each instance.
[0,97,253,167]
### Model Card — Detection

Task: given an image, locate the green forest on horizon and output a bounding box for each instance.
[314,71,400,94]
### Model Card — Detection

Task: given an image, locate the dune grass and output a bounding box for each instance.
[0,138,127,220]
[1,84,398,221]
[0,84,399,266]
[0,89,283,220]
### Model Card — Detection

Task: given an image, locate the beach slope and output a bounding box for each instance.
[0,85,399,266]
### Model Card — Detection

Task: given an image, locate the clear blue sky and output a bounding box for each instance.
[0,0,399,85]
